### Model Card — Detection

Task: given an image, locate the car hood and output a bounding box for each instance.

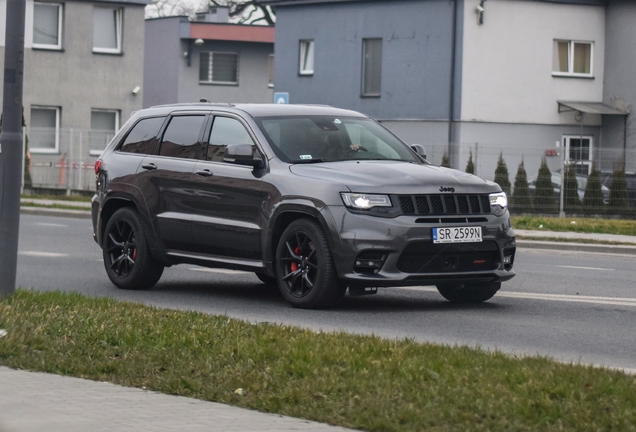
[289,161,500,194]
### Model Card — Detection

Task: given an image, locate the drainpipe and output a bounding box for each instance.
[447,0,458,168]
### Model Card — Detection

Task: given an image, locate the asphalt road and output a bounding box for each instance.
[15,213,636,372]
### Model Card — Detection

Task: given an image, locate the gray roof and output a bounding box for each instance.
[558,101,630,116]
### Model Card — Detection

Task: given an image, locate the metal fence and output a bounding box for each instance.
[23,127,636,217]
[27,127,113,194]
[449,142,636,217]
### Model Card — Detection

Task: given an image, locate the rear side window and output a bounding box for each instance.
[119,117,165,154]
[159,115,206,159]
[207,116,254,162]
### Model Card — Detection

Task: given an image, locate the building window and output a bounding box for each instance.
[90,109,119,156]
[30,106,60,153]
[299,40,314,75]
[362,38,382,96]
[563,135,593,175]
[199,52,239,85]
[93,7,122,54]
[268,54,274,88]
[552,40,592,77]
[33,2,62,49]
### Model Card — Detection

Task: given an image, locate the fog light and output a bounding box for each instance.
[503,255,512,264]
[354,251,388,274]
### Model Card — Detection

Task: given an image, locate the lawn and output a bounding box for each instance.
[1,290,635,431]
[512,216,636,236]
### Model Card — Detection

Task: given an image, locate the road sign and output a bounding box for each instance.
[274,92,289,104]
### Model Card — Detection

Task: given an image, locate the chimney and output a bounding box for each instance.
[195,6,230,23]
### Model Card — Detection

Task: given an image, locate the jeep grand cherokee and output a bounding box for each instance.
[92,103,516,308]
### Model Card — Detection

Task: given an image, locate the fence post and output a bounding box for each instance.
[474,143,479,177]
[21,126,25,194]
[78,130,83,190]
[67,129,73,196]
[559,144,565,218]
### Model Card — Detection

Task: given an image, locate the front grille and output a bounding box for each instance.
[397,194,491,216]
[397,241,500,274]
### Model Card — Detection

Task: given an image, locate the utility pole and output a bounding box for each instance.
[0,0,26,298]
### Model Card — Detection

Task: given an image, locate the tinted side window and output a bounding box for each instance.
[119,117,165,154]
[207,116,254,162]
[159,115,206,159]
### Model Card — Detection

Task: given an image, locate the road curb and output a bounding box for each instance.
[516,239,636,255]
[20,206,92,219]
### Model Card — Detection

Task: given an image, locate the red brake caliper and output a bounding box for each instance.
[290,246,300,272]
[132,248,137,260]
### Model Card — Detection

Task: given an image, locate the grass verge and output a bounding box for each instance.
[20,203,90,212]
[1,290,635,431]
[512,216,636,236]
[516,235,636,246]
[20,194,92,202]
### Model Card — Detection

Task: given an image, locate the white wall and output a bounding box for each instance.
[461,0,605,125]
[0,0,34,47]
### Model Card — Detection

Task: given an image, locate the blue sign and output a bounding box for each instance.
[274,92,289,104]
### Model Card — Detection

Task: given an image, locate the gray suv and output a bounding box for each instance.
[92,103,516,308]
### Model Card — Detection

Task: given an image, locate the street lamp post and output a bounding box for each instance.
[0,0,26,298]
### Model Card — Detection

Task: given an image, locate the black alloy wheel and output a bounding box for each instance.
[105,218,137,279]
[275,219,345,309]
[103,207,163,290]
[436,282,501,303]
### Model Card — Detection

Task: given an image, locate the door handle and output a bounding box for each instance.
[196,169,213,177]
[141,163,157,170]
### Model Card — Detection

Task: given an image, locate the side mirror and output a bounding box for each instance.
[224,144,264,168]
[410,144,427,160]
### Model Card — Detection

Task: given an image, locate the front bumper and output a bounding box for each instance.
[323,206,516,288]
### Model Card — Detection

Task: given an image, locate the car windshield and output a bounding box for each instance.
[253,116,420,164]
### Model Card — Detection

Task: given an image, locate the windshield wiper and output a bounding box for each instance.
[292,158,331,164]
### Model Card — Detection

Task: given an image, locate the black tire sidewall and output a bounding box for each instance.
[275,219,342,308]
[436,282,501,303]
[103,207,162,290]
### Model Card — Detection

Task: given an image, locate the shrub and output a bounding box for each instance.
[533,157,557,213]
[609,165,630,210]
[511,160,533,213]
[465,150,475,174]
[563,165,580,212]
[493,152,511,196]
[582,164,604,213]
[441,152,450,168]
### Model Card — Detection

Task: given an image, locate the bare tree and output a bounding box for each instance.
[146,0,205,18]
[208,1,276,25]
[146,0,276,24]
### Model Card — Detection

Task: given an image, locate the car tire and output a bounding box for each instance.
[255,272,277,285]
[102,207,164,290]
[275,218,346,309]
[436,282,501,303]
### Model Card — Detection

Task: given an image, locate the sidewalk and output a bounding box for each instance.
[0,367,354,432]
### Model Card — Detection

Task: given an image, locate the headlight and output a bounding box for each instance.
[341,193,392,210]
[489,192,508,216]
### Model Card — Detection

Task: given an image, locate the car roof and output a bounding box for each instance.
[139,103,368,119]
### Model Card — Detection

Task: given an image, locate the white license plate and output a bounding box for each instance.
[432,226,482,244]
